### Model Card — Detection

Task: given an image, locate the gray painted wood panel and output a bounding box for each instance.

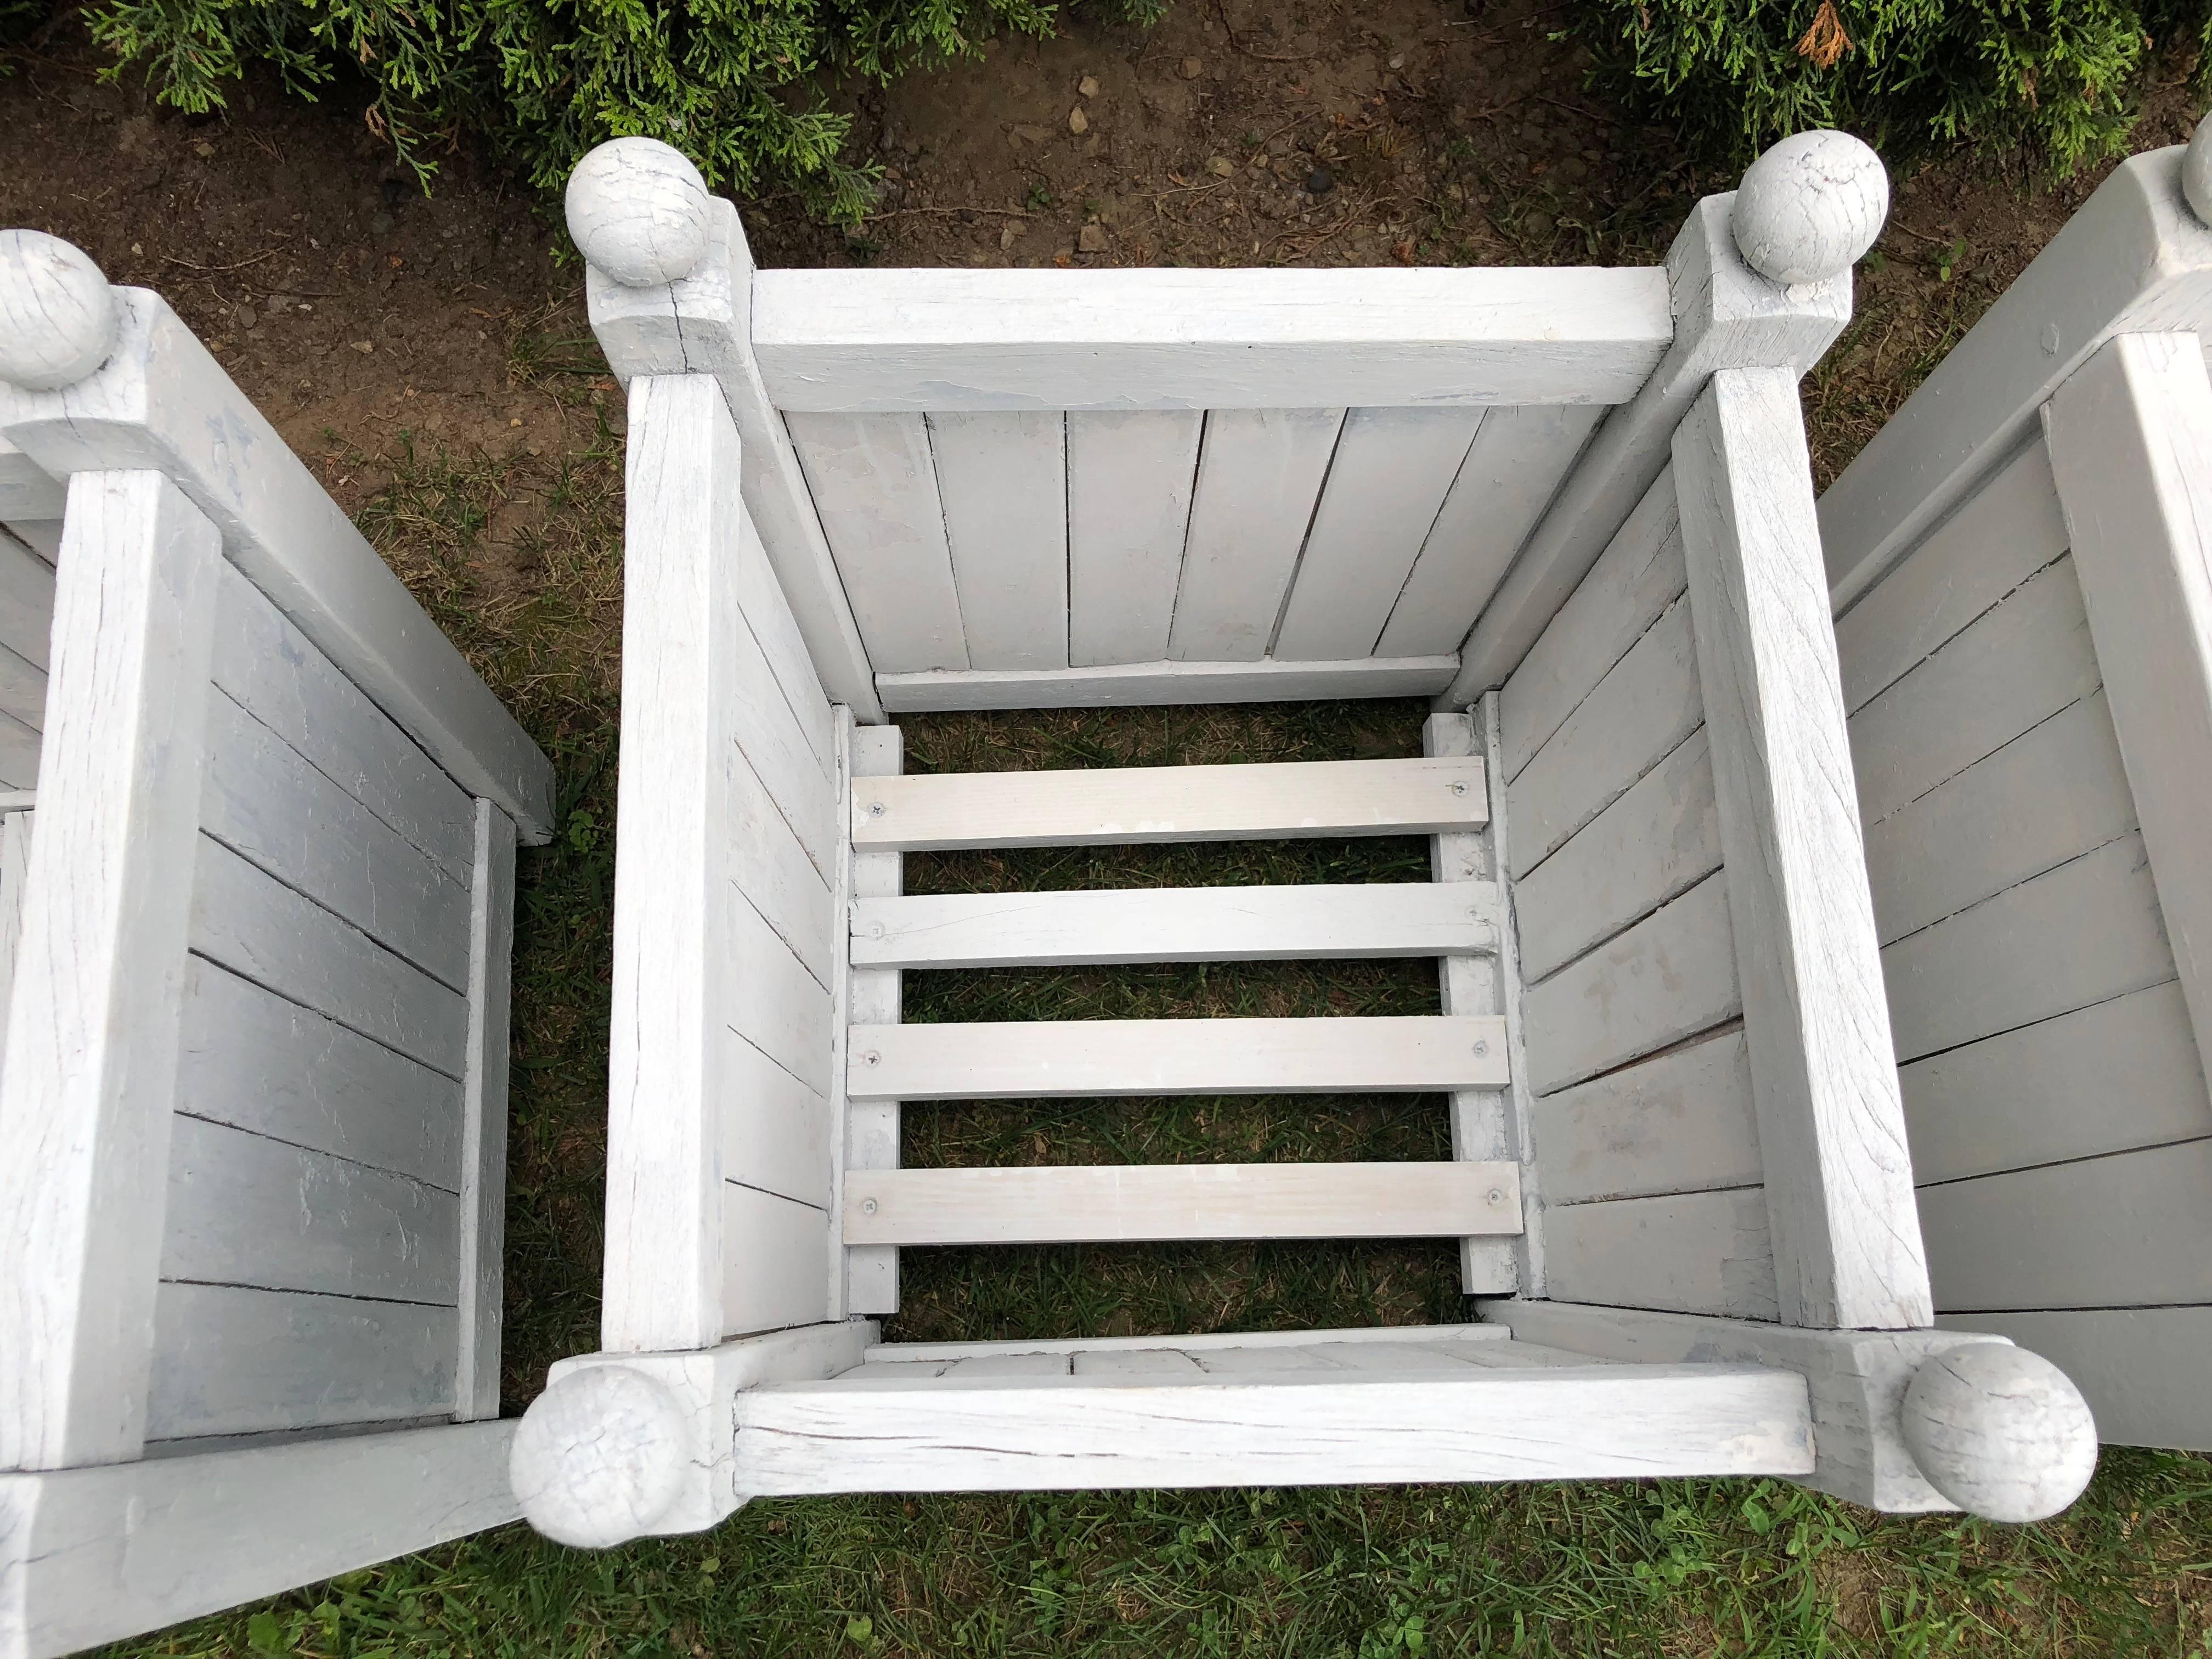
[1514,728,1719,983]
[1863,689,2134,947]
[1499,470,1684,783]
[1882,832,2176,1063]
[145,1282,457,1441]
[926,411,1069,672]
[1541,1187,1780,1321]
[161,1115,460,1305]
[1833,439,2068,714]
[1506,597,1703,880]
[212,562,476,884]
[189,833,471,1079]
[1522,872,1739,1094]
[1066,410,1201,667]
[1920,1138,2212,1311]
[1936,1306,2212,1451]
[1900,980,2211,1185]
[1848,555,2101,827]
[0,528,54,671]
[1169,408,1344,662]
[1531,1026,1759,1205]
[202,687,473,990]
[177,955,463,1192]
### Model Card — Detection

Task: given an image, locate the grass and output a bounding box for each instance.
[101,324,2212,1659]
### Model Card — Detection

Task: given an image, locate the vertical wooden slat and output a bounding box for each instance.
[786,411,969,674]
[1168,408,1344,662]
[1066,410,1202,666]
[2044,330,2212,1078]
[454,799,516,1421]
[846,724,904,1317]
[602,377,737,1352]
[1273,407,1485,661]
[1673,367,1931,1330]
[1426,712,1516,1295]
[927,411,1069,671]
[1380,405,1603,658]
[0,469,221,1470]
[0,808,31,1064]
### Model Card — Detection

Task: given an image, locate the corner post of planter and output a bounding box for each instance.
[1447,129,1888,699]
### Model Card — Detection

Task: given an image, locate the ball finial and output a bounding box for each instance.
[2183,116,2212,227]
[1730,131,1890,286]
[510,1365,690,1548]
[0,229,119,391]
[565,138,712,288]
[1900,1344,2097,1523]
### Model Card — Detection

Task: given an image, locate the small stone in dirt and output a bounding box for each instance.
[1079,75,1100,98]
[370,212,395,234]
[235,304,257,330]
[1522,211,1555,240]
[1000,222,1021,250]
[1180,57,1203,79]
[352,340,375,354]
[1207,156,1234,178]
[1305,165,1334,195]
[193,142,215,159]
[1069,107,1088,135]
[1079,223,1108,253]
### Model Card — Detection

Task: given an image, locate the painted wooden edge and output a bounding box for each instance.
[0,290,555,837]
[844,724,902,1319]
[1480,1301,2012,1513]
[876,654,1459,712]
[454,800,516,1421]
[1674,368,1930,1330]
[517,1322,874,1544]
[824,710,856,1322]
[2044,330,2212,1086]
[748,264,1673,410]
[0,471,221,1472]
[1,1420,517,1657]
[1822,146,2212,613]
[729,1364,1813,1494]
[600,375,733,1352]
[865,1323,1511,1363]
[0,812,29,1065]
[1482,689,1547,1295]
[579,201,882,720]
[842,1161,1523,1246]
[1446,191,1853,701]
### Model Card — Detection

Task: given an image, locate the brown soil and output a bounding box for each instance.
[3,9,2203,515]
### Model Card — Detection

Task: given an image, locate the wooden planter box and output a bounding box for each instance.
[510,133,2100,1554]
[0,239,554,1657]
[1824,136,2212,1452]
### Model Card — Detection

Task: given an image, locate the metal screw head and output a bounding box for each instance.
[871,921,887,938]
[1473,1040,1489,1056]
[1488,1187,1505,1206]
[862,1051,881,1066]
[1449,781,1469,796]
[867,801,886,817]
[862,1198,879,1215]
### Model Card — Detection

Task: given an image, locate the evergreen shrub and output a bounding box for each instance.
[1568,0,2210,176]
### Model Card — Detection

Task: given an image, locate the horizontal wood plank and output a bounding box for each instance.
[161,1115,459,1305]
[1920,1138,2212,1312]
[852,881,1498,969]
[1542,1187,1780,1321]
[850,1014,1509,1100]
[1882,832,2176,1063]
[1532,1026,1760,1205]
[732,1364,1812,1493]
[1936,1305,2212,1452]
[146,1281,458,1441]
[875,654,1460,712]
[854,757,1486,851]
[750,265,1673,410]
[1900,981,2211,1185]
[721,1182,832,1339]
[1521,872,1740,1095]
[866,1323,1511,1363]
[177,956,463,1192]
[843,1161,1522,1245]
[188,833,470,1078]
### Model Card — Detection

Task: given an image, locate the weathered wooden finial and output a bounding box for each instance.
[1900,1343,2098,1522]
[1730,131,1889,286]
[2183,116,2212,226]
[510,1365,690,1548]
[0,229,120,391]
[565,138,713,289]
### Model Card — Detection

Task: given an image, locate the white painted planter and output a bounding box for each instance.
[1824,121,2212,1457]
[515,129,2108,1557]
[0,234,554,1658]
